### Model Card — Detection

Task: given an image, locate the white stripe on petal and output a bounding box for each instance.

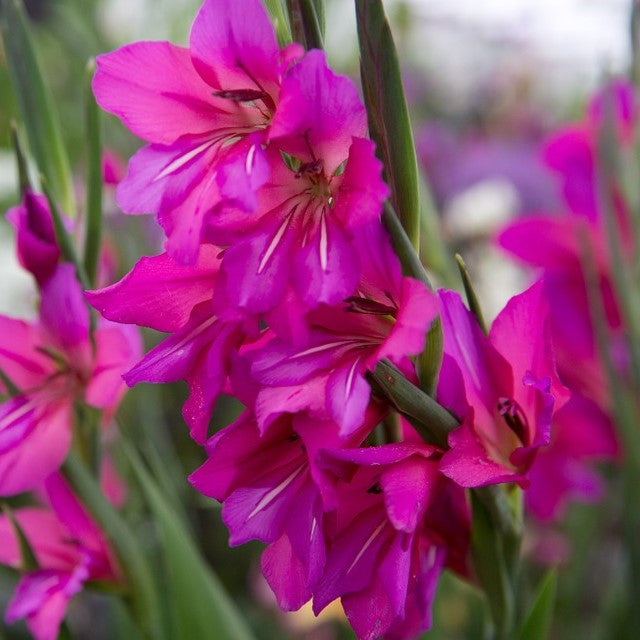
[347,521,386,574]
[258,216,291,274]
[248,466,304,519]
[319,213,329,271]
[154,139,217,182]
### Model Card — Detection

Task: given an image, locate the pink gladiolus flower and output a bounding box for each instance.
[250,223,437,436]
[312,444,469,640]
[499,79,636,406]
[190,411,365,611]
[437,281,569,487]
[0,474,119,640]
[0,263,141,495]
[92,0,303,263]
[526,392,619,522]
[216,51,387,311]
[86,248,257,444]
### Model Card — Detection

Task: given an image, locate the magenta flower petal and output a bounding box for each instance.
[85,323,142,411]
[86,249,219,332]
[115,140,213,216]
[223,224,293,312]
[326,362,371,436]
[39,264,91,364]
[261,534,311,611]
[0,316,52,391]
[215,137,270,212]
[93,42,220,145]
[6,569,86,640]
[269,50,367,175]
[439,420,527,488]
[6,191,60,285]
[332,138,390,230]
[373,278,438,366]
[189,0,280,94]
[292,216,359,307]
[0,402,72,496]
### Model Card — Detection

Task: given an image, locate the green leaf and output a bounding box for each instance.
[262,0,292,46]
[285,0,323,49]
[0,0,76,216]
[470,492,515,640]
[356,0,420,248]
[381,202,444,395]
[83,58,103,288]
[10,121,30,195]
[517,570,557,640]
[1,503,39,572]
[0,367,20,398]
[455,254,487,334]
[123,442,256,640]
[63,454,165,640]
[382,202,432,289]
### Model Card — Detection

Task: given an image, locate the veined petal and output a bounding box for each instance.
[116,138,214,217]
[222,221,293,312]
[326,361,371,437]
[269,50,367,175]
[293,216,359,307]
[261,534,311,611]
[85,323,142,412]
[124,304,218,386]
[332,138,389,229]
[189,0,280,95]
[93,42,222,145]
[86,249,220,332]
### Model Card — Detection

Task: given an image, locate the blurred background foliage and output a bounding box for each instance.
[0,1,633,638]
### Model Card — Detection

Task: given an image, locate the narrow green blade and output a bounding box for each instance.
[517,570,557,640]
[0,0,76,216]
[124,443,256,640]
[356,0,420,248]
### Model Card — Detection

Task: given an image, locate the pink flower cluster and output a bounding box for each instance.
[87,0,578,637]
[0,191,139,639]
[499,81,630,521]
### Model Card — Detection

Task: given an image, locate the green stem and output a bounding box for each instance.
[83,58,103,288]
[62,454,165,640]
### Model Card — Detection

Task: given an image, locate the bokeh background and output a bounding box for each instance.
[0,1,633,638]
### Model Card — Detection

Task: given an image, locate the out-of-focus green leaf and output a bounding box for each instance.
[382,202,432,289]
[83,58,103,288]
[455,254,487,334]
[0,0,76,216]
[285,0,323,49]
[356,0,420,248]
[1,504,39,572]
[381,202,443,395]
[517,570,557,640]
[470,492,515,640]
[123,443,256,640]
[63,454,165,640]
[418,174,457,288]
[10,121,29,195]
[262,0,292,46]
